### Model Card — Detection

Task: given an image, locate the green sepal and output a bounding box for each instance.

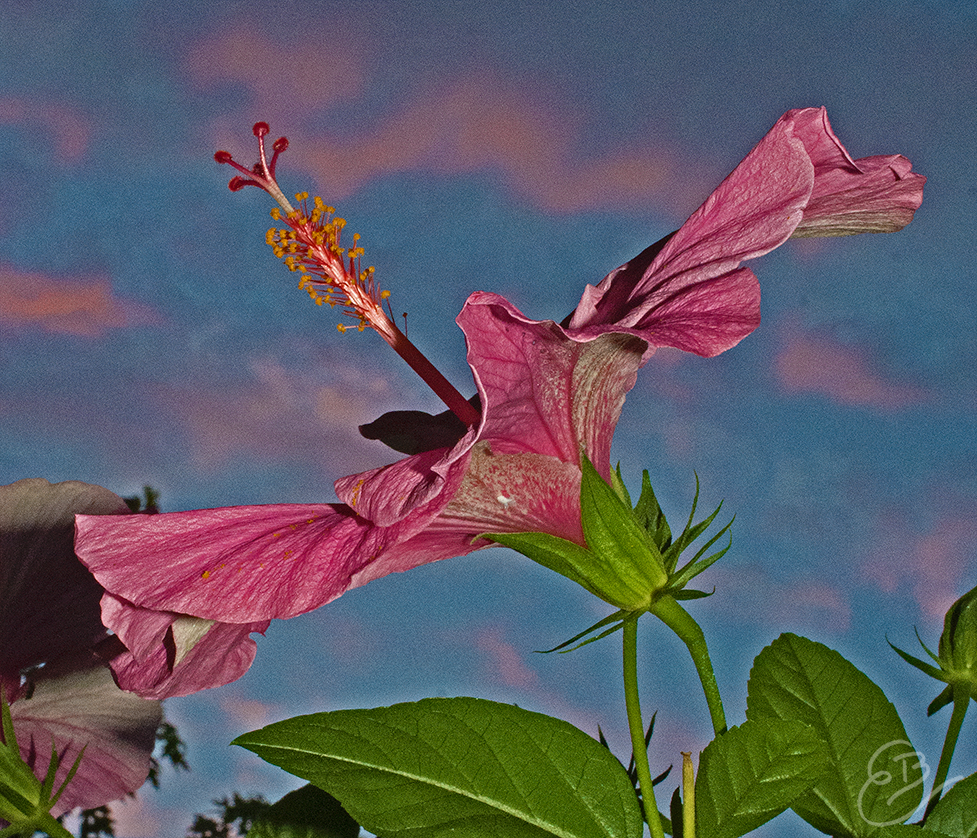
[483,455,668,611]
[888,637,944,682]
[928,684,955,716]
[0,696,77,838]
[578,454,668,597]
[485,531,605,595]
[632,470,672,556]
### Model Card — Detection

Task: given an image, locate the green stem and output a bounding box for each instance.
[682,752,696,838]
[623,616,665,838]
[651,596,727,735]
[922,691,968,822]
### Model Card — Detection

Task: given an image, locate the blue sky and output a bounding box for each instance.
[2,1,976,835]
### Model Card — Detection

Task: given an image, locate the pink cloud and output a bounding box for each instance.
[185,26,366,127]
[156,356,397,475]
[776,324,928,410]
[218,694,280,731]
[0,264,160,337]
[191,29,702,214]
[475,625,539,690]
[288,74,691,213]
[106,794,165,838]
[0,97,91,163]
[709,563,852,634]
[862,512,977,622]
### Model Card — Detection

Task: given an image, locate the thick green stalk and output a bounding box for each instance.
[922,691,969,822]
[682,752,696,838]
[651,596,727,735]
[623,616,665,838]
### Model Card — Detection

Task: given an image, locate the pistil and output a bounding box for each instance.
[216,123,480,429]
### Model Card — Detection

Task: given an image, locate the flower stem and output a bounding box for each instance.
[385,322,481,428]
[651,596,727,735]
[923,691,968,822]
[682,751,696,838]
[623,615,665,838]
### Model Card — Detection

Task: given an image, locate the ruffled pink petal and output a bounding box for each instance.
[436,445,588,544]
[101,594,269,699]
[458,292,646,472]
[567,107,923,357]
[77,503,402,622]
[333,433,475,527]
[9,664,161,815]
[568,111,808,344]
[786,107,925,237]
[0,479,128,673]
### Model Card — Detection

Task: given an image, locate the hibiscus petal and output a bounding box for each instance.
[567,111,806,349]
[458,292,645,470]
[0,479,127,673]
[76,503,395,621]
[9,665,161,815]
[566,107,923,357]
[786,107,925,237]
[333,437,473,527]
[101,594,268,699]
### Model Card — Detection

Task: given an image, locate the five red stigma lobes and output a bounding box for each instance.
[214,122,392,335]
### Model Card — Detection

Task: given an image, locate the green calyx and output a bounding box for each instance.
[891,583,977,715]
[0,696,80,838]
[480,454,732,614]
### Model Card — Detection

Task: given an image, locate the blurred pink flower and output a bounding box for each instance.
[0,479,162,816]
[75,107,923,698]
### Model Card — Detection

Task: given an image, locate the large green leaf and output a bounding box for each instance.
[695,718,831,838]
[249,784,360,838]
[924,772,977,838]
[747,634,924,837]
[234,697,643,838]
[874,827,953,838]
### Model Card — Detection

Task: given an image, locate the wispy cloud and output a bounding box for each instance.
[0,97,91,163]
[0,264,160,337]
[154,356,394,475]
[191,28,702,214]
[709,563,852,634]
[475,625,539,690]
[862,512,977,622]
[218,693,280,731]
[775,323,928,410]
[185,26,366,119]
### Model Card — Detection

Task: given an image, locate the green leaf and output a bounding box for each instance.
[874,827,953,838]
[235,697,644,838]
[695,718,831,838]
[747,634,924,836]
[249,784,360,838]
[925,771,977,837]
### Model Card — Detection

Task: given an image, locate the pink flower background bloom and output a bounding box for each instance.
[74,106,924,699]
[0,479,161,816]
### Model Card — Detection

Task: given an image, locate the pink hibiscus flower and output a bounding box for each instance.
[0,479,162,817]
[75,107,923,698]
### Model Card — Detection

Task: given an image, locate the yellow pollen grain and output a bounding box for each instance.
[201,570,210,579]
